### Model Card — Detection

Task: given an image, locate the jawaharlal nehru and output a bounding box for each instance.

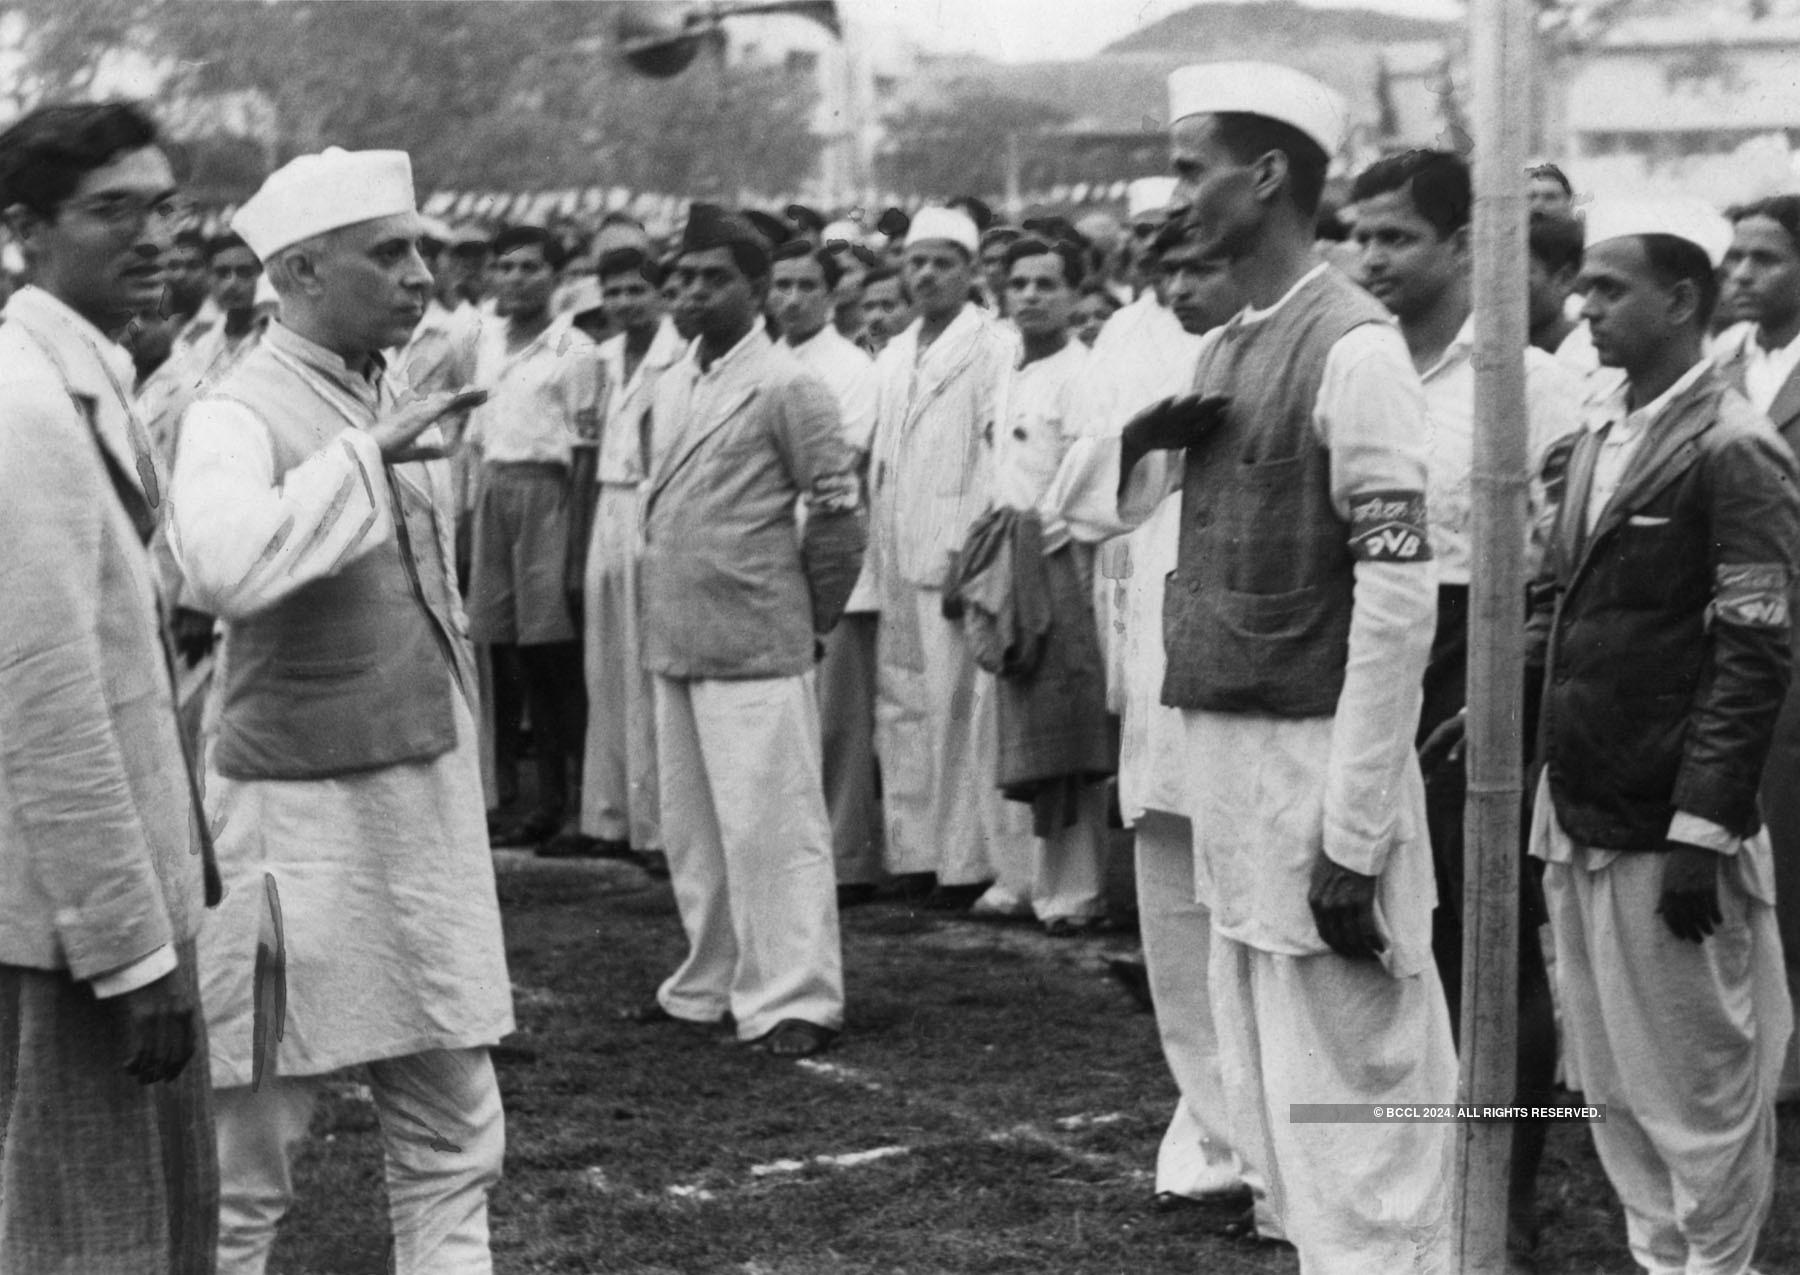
[166,148,514,1274]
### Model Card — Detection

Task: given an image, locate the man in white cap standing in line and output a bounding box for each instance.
[1530,200,1798,1275]
[869,204,1031,907]
[167,146,514,1274]
[1100,64,1455,1268]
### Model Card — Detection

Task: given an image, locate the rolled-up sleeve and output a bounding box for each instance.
[1316,323,1439,877]
[169,398,393,619]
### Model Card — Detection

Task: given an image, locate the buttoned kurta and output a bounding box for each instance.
[171,326,513,1089]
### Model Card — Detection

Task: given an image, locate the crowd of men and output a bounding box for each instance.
[2,52,1799,1275]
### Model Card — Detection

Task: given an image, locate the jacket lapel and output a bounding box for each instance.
[645,364,760,509]
[1556,427,1602,581]
[1578,373,1718,569]
[1764,364,1800,441]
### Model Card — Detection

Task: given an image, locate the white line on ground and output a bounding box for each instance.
[750,1145,911,1177]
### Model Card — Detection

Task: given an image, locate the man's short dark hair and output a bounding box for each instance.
[206,231,254,261]
[1209,113,1330,218]
[0,102,160,219]
[1527,210,1583,276]
[597,246,664,288]
[1729,195,1800,257]
[1640,233,1719,329]
[1349,149,1471,238]
[173,227,206,252]
[1527,162,1573,197]
[773,238,844,290]
[492,224,568,270]
[1002,235,1085,288]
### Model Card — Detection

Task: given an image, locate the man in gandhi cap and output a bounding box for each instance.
[868,205,1034,906]
[1530,200,1799,1275]
[1049,62,1456,1268]
[166,147,514,1273]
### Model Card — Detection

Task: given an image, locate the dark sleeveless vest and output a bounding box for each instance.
[207,336,468,780]
[1162,268,1391,716]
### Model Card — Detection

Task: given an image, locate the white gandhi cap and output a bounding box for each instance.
[1167,62,1348,156]
[1127,177,1180,221]
[233,147,417,260]
[1584,199,1734,269]
[904,206,980,258]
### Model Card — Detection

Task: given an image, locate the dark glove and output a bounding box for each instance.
[1657,841,1723,943]
[1121,393,1231,455]
[1308,854,1386,961]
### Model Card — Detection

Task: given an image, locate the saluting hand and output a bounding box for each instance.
[1657,842,1724,943]
[1119,394,1231,483]
[1308,854,1386,961]
[373,388,489,464]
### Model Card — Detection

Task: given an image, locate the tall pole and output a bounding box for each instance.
[1458,0,1532,1268]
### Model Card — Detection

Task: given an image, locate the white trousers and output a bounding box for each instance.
[1211,937,1456,1274]
[1134,811,1253,1198]
[1546,852,1790,1275]
[580,484,661,849]
[215,1047,504,1275]
[980,783,1109,922]
[654,672,845,1039]
[875,586,1017,885]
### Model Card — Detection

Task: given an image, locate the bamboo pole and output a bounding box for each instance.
[1457,0,1533,1268]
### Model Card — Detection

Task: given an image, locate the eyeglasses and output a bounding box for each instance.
[66,192,189,235]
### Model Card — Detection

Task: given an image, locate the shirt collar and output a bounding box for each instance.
[686,316,768,379]
[1419,313,1477,383]
[1595,357,1711,437]
[264,321,387,405]
[4,285,138,404]
[1749,322,1800,363]
[1233,263,1329,329]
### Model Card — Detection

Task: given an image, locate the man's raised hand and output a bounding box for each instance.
[373,387,489,464]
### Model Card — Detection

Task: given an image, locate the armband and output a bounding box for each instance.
[1348,489,1431,563]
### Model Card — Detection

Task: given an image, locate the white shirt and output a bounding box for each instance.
[1742,326,1800,417]
[1583,357,1712,537]
[595,319,684,485]
[788,324,877,454]
[468,315,603,466]
[992,337,1088,515]
[1418,315,1582,584]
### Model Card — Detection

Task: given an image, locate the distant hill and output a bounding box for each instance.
[1103,0,1455,55]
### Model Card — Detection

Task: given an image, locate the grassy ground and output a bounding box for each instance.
[267,849,1800,1274]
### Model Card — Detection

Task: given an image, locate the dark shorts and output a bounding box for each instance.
[467,462,576,646]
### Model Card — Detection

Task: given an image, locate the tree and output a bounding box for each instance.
[0,0,823,197]
[877,86,1069,199]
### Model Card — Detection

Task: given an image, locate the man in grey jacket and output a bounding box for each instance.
[633,205,865,1059]
[0,101,218,1275]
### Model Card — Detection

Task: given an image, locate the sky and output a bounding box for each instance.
[848,0,1463,63]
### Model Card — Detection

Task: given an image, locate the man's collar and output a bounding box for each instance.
[1233,263,1329,329]
[688,316,767,375]
[1596,357,1710,433]
[5,285,137,398]
[1418,312,1477,382]
[265,321,386,389]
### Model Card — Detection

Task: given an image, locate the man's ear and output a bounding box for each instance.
[5,203,45,258]
[1250,149,1291,207]
[1665,276,1703,329]
[1449,223,1472,262]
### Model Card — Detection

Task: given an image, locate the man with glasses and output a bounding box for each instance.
[0,99,220,1275]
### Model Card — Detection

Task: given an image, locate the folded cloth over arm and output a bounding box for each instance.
[945,507,1113,834]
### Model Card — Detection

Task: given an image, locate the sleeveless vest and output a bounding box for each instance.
[1162,268,1390,715]
[208,339,468,780]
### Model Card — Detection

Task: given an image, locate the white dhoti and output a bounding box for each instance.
[1134,811,1254,1199]
[874,585,1023,886]
[817,613,884,886]
[580,483,660,849]
[654,672,845,1038]
[1541,826,1790,1275]
[1211,940,1456,1274]
[215,1047,504,1275]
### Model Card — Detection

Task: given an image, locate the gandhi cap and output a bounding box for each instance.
[234,147,415,259]
[904,206,980,258]
[1584,199,1733,268]
[1167,62,1347,156]
[681,202,772,274]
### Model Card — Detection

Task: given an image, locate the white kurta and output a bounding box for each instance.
[171,363,514,1090]
[1046,269,1455,1272]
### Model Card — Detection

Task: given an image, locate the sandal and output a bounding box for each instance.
[757,1019,839,1058]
